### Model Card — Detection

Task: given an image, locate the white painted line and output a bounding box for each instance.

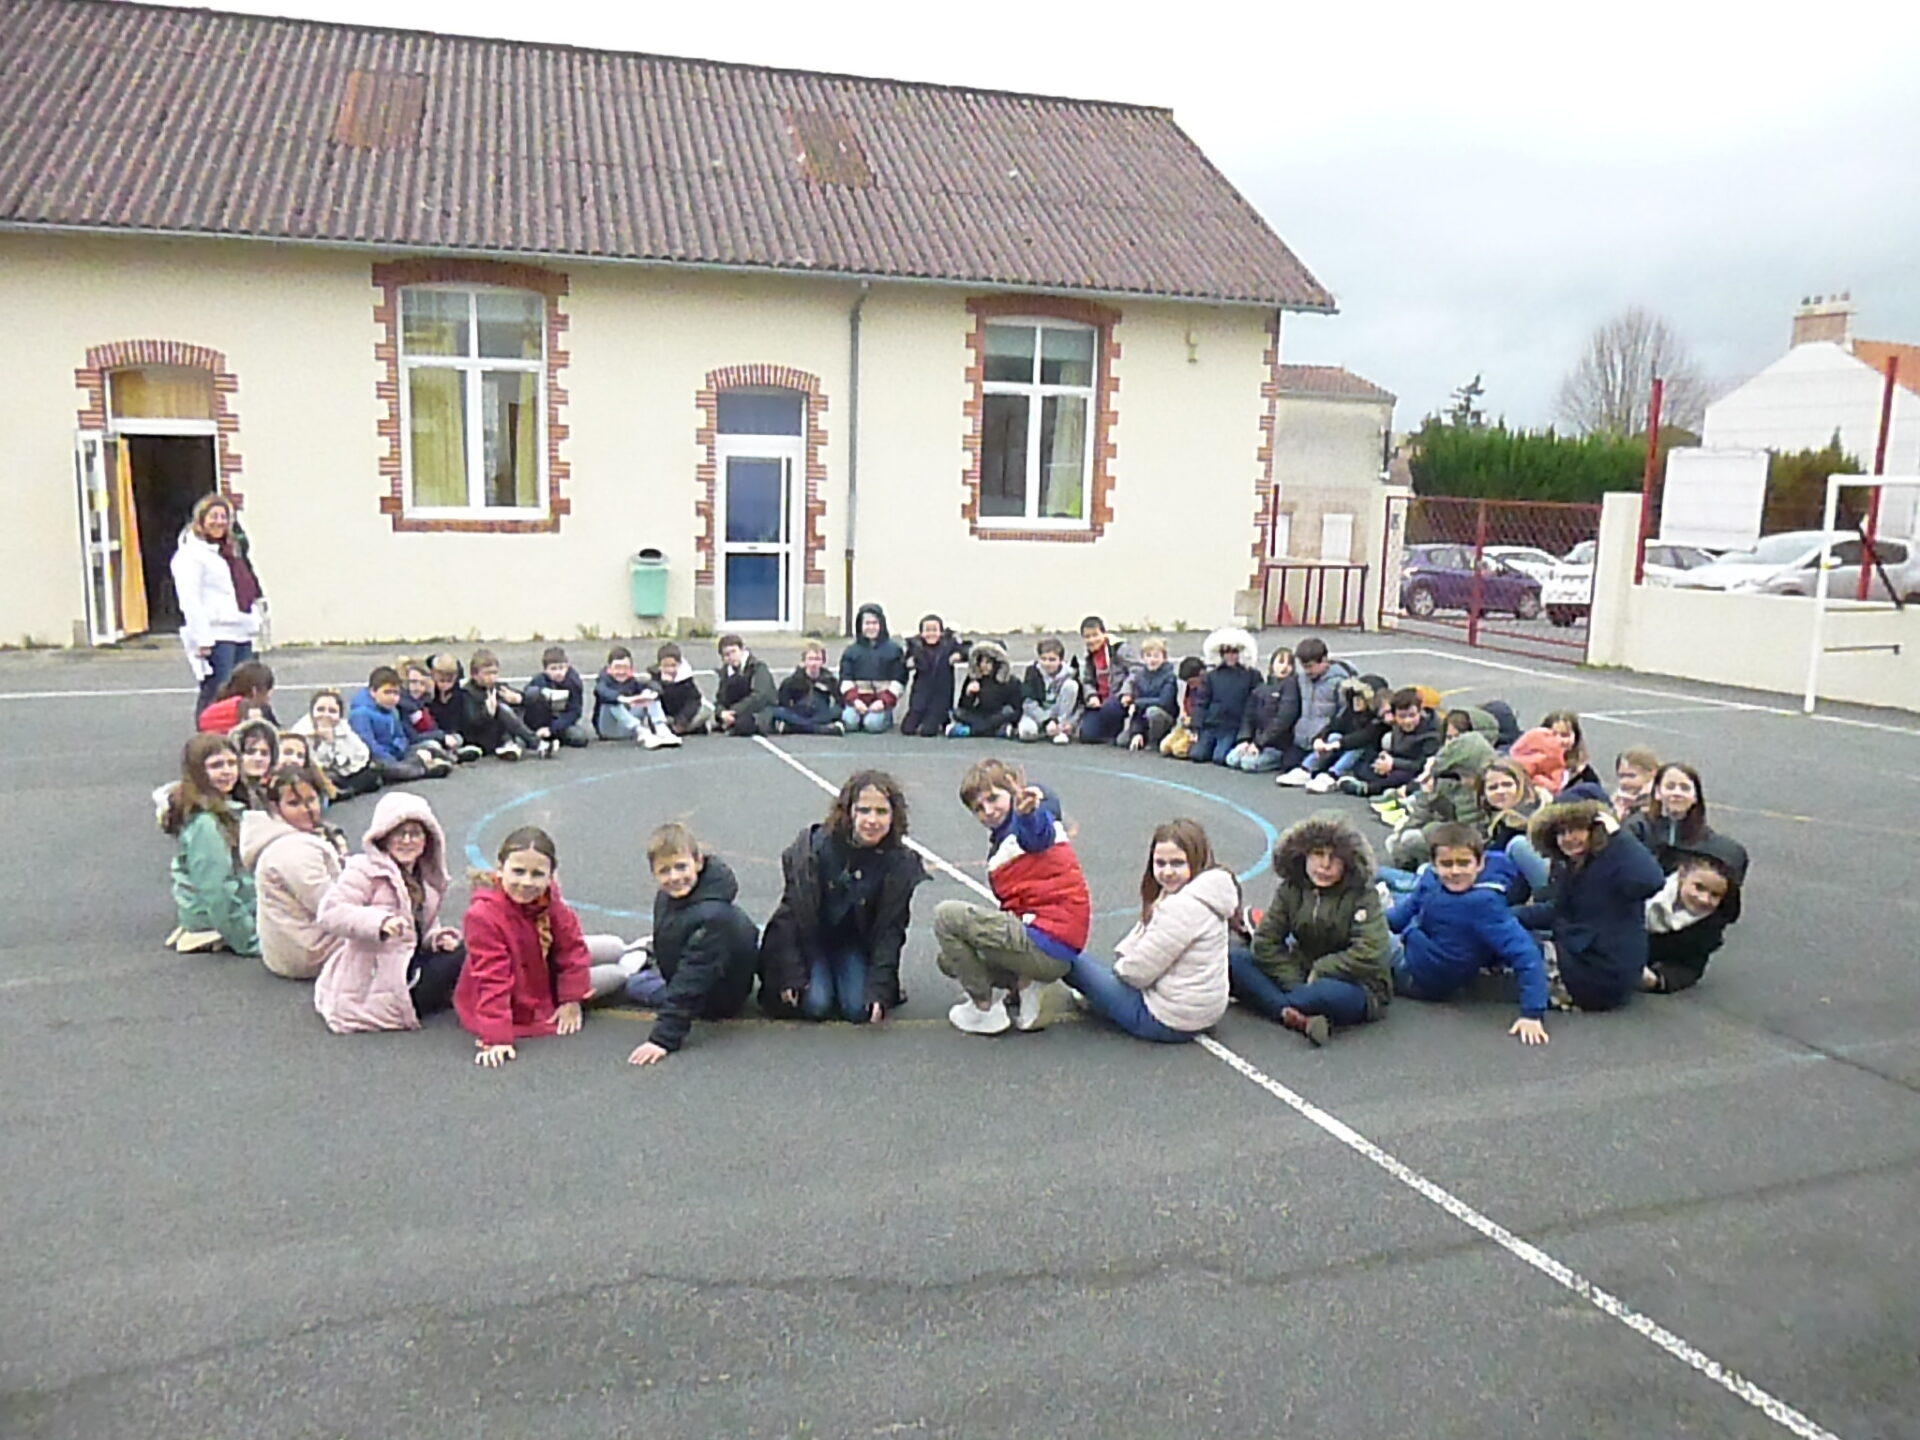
[1581,705,1728,719]
[0,668,722,703]
[750,733,1845,1440]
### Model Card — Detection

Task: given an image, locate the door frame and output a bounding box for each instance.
[716,434,804,630]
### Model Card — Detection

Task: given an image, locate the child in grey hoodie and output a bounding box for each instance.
[1018,637,1082,744]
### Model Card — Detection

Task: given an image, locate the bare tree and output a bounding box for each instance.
[1554,308,1708,435]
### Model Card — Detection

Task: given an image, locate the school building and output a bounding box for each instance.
[1,0,1371,647]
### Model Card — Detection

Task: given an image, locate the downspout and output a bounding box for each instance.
[844,280,872,634]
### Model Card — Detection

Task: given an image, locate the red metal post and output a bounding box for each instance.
[1858,356,1899,601]
[1466,501,1488,647]
[1634,377,1664,585]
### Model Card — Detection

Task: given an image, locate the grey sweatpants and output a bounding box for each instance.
[933,899,1071,1002]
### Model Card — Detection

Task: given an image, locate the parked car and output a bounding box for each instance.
[1542,541,1718,626]
[1673,530,1920,602]
[1399,544,1542,620]
[1483,544,1562,582]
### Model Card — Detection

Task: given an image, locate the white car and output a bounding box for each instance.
[1483,545,1561,582]
[1543,541,1719,626]
[1674,530,1920,601]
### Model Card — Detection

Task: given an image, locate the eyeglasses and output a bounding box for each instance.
[388,824,428,842]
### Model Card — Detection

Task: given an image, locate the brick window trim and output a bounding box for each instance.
[694,365,829,588]
[1248,311,1282,588]
[962,295,1120,543]
[74,340,244,506]
[371,258,571,534]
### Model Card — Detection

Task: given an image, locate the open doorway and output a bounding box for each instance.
[126,435,216,632]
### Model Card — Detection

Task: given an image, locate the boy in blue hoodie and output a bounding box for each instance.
[348,666,451,783]
[1387,823,1550,1045]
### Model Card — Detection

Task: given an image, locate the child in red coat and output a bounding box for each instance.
[454,826,604,1067]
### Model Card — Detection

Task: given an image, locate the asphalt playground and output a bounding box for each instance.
[2,631,1916,1440]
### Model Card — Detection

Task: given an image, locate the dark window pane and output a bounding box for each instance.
[1039,326,1095,386]
[475,290,543,360]
[981,393,1028,517]
[984,324,1036,384]
[401,289,469,357]
[726,458,785,543]
[726,553,782,622]
[482,370,539,507]
[717,389,804,435]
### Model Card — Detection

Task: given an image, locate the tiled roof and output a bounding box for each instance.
[1275,364,1394,402]
[1851,341,1920,396]
[0,0,1333,310]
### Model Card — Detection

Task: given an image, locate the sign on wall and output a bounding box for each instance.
[1660,449,1768,549]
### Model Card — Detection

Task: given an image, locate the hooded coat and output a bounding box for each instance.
[455,878,593,1046]
[1251,815,1392,1016]
[1644,832,1748,993]
[839,603,908,704]
[241,809,344,980]
[1514,800,1666,1006]
[1196,626,1260,734]
[758,823,929,1012]
[904,623,970,727]
[313,791,455,1033]
[955,640,1023,725]
[644,854,760,1051]
[1113,866,1236,1032]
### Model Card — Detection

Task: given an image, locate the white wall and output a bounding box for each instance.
[1588,492,1920,712]
[1704,343,1920,482]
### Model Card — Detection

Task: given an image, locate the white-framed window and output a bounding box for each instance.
[399,286,545,513]
[980,319,1095,526]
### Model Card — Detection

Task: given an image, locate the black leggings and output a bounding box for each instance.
[408,942,466,1017]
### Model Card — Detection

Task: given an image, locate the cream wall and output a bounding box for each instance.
[5,232,1276,648]
[855,294,1271,636]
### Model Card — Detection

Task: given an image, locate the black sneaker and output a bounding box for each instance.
[456,744,484,763]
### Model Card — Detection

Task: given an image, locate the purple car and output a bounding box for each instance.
[1399,544,1543,620]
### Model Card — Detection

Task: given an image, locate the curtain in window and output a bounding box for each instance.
[408,368,468,508]
[1039,395,1087,519]
[483,371,538,508]
[110,366,214,421]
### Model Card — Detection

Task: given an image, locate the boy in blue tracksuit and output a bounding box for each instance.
[1388,823,1549,1045]
[347,665,450,783]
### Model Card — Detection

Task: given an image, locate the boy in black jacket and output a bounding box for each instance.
[770,643,845,735]
[520,645,591,754]
[651,642,713,736]
[712,633,778,737]
[902,614,969,737]
[1337,688,1441,796]
[626,824,760,1065]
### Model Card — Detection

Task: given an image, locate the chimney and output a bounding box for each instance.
[1791,292,1854,348]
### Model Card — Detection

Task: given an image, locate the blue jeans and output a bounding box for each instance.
[1188,726,1239,765]
[802,942,872,1022]
[1063,953,1192,1043]
[1504,835,1551,895]
[1227,949,1371,1027]
[840,706,893,734]
[1076,698,1127,744]
[1376,865,1420,895]
[195,639,253,716]
[1226,745,1288,772]
[771,705,835,734]
[596,701,668,740]
[1391,955,1461,1003]
[1305,748,1362,777]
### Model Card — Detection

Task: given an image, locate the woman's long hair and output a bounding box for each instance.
[163,733,241,846]
[1139,817,1221,925]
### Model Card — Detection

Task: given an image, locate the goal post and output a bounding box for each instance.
[1803,472,1919,714]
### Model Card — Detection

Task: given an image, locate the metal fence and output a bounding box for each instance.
[1378,496,1601,661]
[1258,561,1370,629]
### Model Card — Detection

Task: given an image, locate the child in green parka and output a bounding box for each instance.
[1228,812,1391,1046]
[161,732,260,956]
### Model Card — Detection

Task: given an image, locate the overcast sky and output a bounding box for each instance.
[155,0,1920,430]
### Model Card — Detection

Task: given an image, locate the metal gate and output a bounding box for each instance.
[1378,496,1600,661]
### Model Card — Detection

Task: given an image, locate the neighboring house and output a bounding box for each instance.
[1702,296,1920,534]
[0,0,1336,646]
[1263,365,1395,572]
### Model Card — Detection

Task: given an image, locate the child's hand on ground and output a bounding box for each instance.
[1510,1017,1549,1046]
[1129,734,1145,751]
[554,1002,583,1036]
[1015,786,1043,815]
[474,1042,516,1068]
[628,1041,669,1066]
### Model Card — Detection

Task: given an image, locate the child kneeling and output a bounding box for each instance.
[1231,813,1392,1045]
[625,824,760,1065]
[1062,820,1232,1043]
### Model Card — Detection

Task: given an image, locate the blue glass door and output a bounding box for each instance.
[722,454,791,624]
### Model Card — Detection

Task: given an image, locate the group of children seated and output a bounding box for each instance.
[159,612,1753,1063]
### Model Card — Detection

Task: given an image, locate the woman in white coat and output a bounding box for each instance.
[171,491,264,718]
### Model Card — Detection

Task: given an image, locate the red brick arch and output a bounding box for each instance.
[694,365,829,587]
[74,340,244,506]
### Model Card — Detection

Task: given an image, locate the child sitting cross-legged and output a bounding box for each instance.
[1229,813,1391,1046]
[901,614,968,738]
[839,602,908,733]
[711,634,778,737]
[1336,687,1440,797]
[295,689,383,800]
[651,643,713,738]
[935,760,1090,1035]
[947,641,1021,739]
[1387,823,1552,1045]
[1187,626,1259,765]
[1061,819,1233,1043]
[349,666,453,783]
[396,657,465,766]
[769,642,846,735]
[1224,647,1295,772]
[520,645,592,755]
[1159,655,1207,758]
[454,826,630,1066]
[240,764,347,981]
[162,733,260,956]
[624,823,760,1065]
[593,645,673,747]
[1642,839,1746,994]
[1018,636,1081,744]
[457,649,540,761]
[1513,800,1665,1012]
[1119,636,1180,751]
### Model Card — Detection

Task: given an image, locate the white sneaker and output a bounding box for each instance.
[1050,730,1071,746]
[640,729,666,750]
[948,994,1012,1035]
[1276,767,1312,788]
[495,740,523,762]
[1304,772,1338,794]
[1013,980,1058,1031]
[616,937,653,976]
[659,729,684,748]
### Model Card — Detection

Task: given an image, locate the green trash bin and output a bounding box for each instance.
[629,548,668,618]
